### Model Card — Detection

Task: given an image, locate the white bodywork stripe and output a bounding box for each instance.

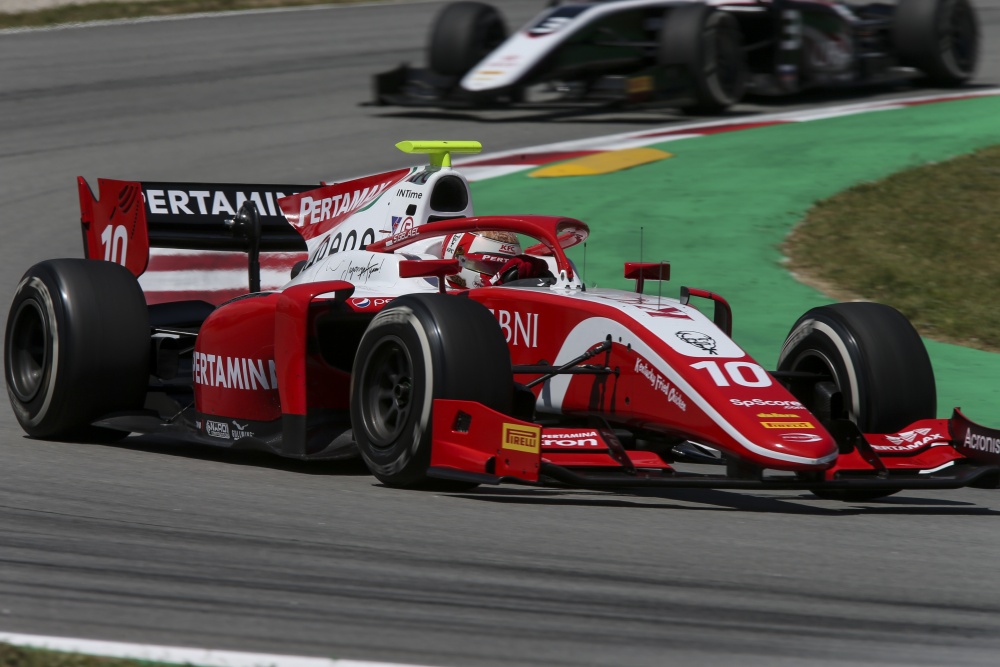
[0,632,440,667]
[538,315,836,466]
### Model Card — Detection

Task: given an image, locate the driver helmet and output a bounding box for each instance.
[440,230,522,289]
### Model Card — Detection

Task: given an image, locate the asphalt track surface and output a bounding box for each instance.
[3,2,1000,666]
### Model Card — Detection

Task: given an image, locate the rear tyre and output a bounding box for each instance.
[5,259,150,440]
[893,0,978,85]
[660,5,747,114]
[428,2,507,78]
[351,294,512,488]
[777,302,936,501]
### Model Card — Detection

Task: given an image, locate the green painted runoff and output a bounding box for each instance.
[471,95,1000,421]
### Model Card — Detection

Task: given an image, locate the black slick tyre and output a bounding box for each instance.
[428,2,507,77]
[351,294,512,488]
[777,302,936,501]
[893,0,978,85]
[659,5,747,114]
[5,259,150,440]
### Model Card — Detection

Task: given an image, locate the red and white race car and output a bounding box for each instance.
[5,140,999,500]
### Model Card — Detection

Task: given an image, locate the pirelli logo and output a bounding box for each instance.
[502,423,541,453]
[761,421,815,429]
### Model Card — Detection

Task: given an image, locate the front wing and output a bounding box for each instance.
[427,401,1000,492]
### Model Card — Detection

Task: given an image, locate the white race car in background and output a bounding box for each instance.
[373,0,979,113]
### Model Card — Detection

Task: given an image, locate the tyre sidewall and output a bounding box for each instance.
[778,303,935,433]
[352,304,436,484]
[702,12,746,107]
[660,6,746,111]
[778,312,865,425]
[5,273,64,433]
[351,294,512,486]
[4,259,149,438]
[893,0,978,83]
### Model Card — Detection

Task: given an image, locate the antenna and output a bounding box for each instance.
[582,241,588,288]
[657,260,663,309]
[639,226,644,303]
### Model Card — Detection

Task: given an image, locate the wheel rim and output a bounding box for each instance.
[360,336,415,449]
[942,0,977,75]
[7,299,48,403]
[712,24,744,101]
[786,350,851,424]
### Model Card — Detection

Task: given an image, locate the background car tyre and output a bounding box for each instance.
[893,0,979,85]
[351,294,513,488]
[659,5,747,114]
[428,1,508,78]
[777,302,936,501]
[5,259,150,440]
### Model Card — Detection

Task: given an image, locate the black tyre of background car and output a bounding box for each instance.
[777,302,936,501]
[351,293,513,487]
[428,2,508,77]
[5,259,150,439]
[659,5,747,114]
[892,0,978,85]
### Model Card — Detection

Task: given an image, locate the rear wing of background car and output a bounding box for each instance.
[78,177,315,304]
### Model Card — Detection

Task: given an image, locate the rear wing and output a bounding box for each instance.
[78,177,315,304]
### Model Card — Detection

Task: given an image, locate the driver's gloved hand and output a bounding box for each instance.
[489,255,554,285]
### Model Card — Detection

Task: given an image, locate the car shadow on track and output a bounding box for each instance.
[101,434,375,476]
[370,105,755,125]
[70,436,1000,515]
[443,486,1000,516]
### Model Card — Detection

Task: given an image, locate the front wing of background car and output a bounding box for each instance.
[425,400,1000,492]
[371,63,699,109]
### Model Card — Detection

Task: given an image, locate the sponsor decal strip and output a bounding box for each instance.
[0,632,440,667]
[963,430,1000,455]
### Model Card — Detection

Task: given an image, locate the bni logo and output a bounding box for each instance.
[501,423,540,453]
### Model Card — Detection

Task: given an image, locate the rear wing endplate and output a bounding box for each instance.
[78,177,314,278]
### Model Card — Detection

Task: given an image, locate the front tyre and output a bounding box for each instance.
[893,0,979,85]
[5,259,150,439]
[351,294,512,487]
[777,302,935,433]
[428,2,507,78]
[777,302,936,501]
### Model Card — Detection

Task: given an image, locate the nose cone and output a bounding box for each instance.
[771,435,838,461]
[756,426,839,469]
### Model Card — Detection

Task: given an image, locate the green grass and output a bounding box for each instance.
[0,0,386,29]
[0,643,175,667]
[784,143,1000,352]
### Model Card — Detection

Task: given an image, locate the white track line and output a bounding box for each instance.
[0,632,438,667]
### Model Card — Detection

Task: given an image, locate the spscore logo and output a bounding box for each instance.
[731,398,805,409]
[502,423,541,453]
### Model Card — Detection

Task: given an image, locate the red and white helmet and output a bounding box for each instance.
[440,231,522,289]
